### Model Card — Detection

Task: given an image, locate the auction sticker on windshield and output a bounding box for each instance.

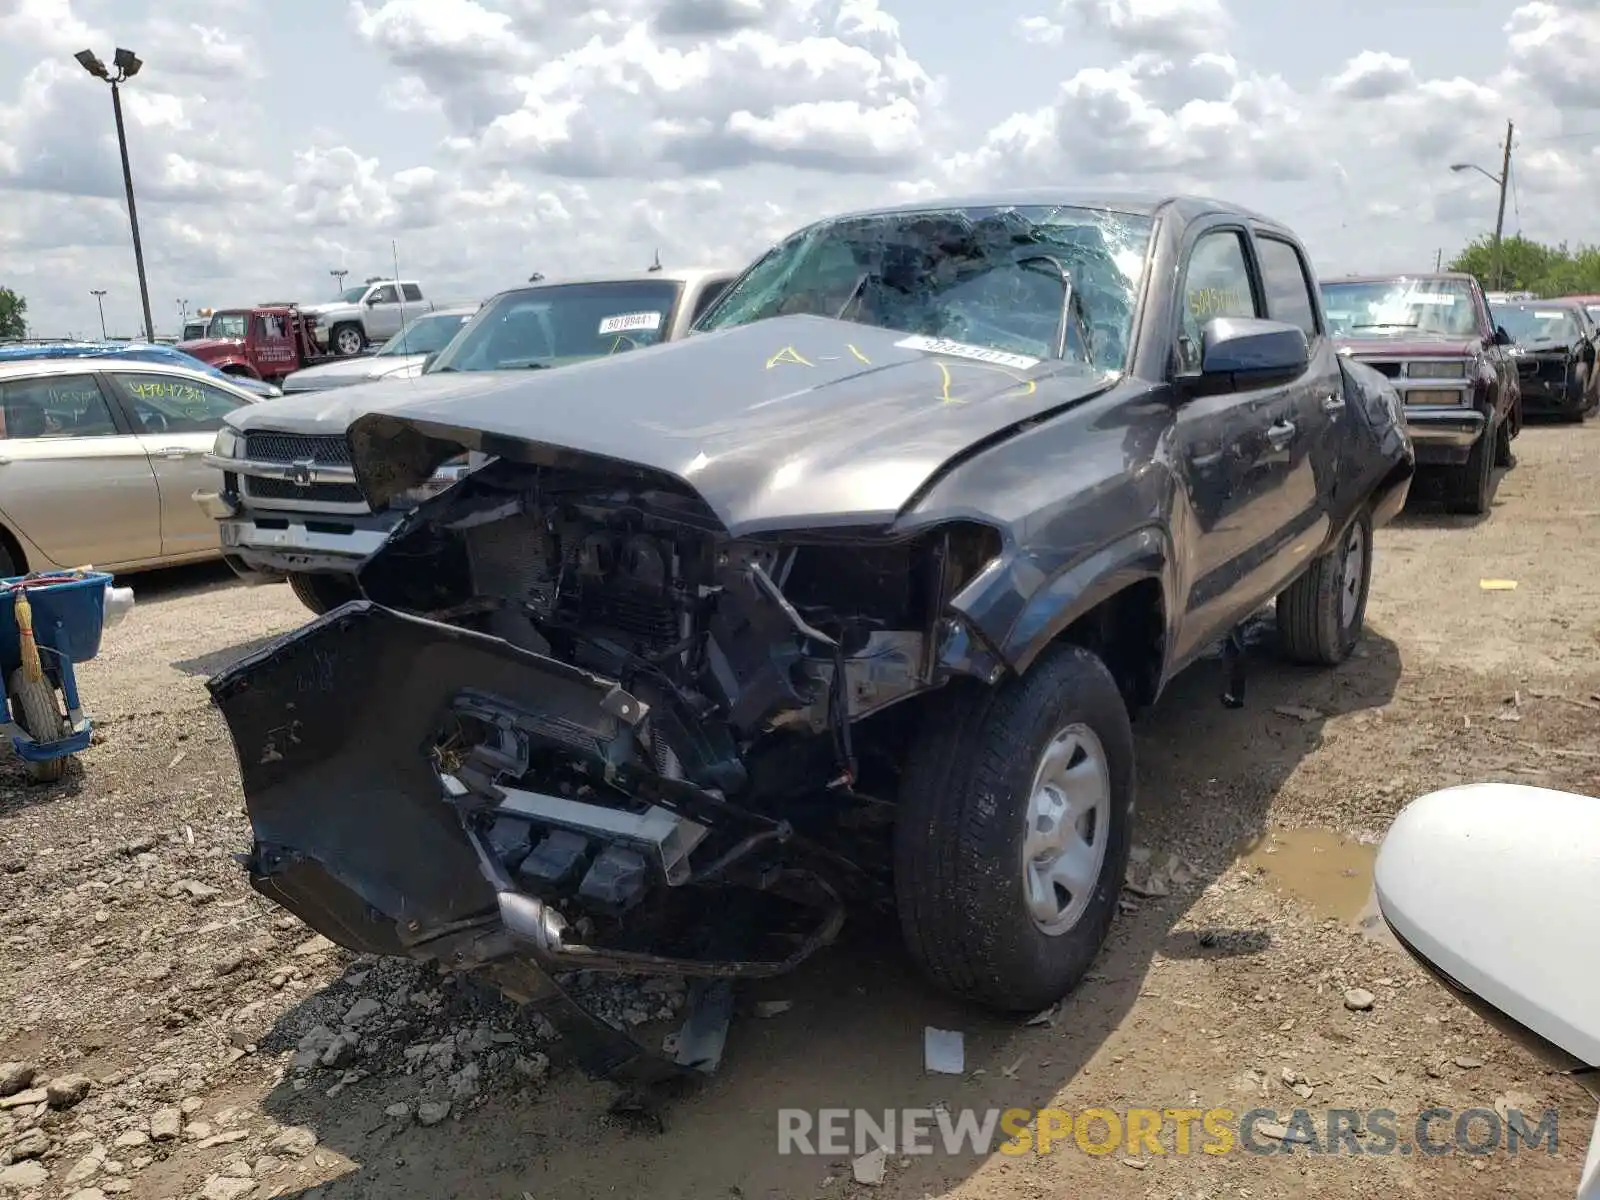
[598,312,663,335]
[895,336,1040,371]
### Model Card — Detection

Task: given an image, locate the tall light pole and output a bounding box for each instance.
[90,290,107,339]
[330,268,348,296]
[176,297,188,329]
[74,48,154,344]
[1451,119,1514,291]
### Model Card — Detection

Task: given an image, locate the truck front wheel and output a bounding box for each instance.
[893,644,1135,1013]
[330,323,366,357]
[288,572,362,615]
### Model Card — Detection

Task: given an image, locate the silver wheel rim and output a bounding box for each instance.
[337,330,361,355]
[1021,722,1112,936]
[1339,522,1365,629]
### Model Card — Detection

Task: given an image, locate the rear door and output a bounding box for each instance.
[1251,230,1339,538]
[102,370,254,558]
[0,370,162,568]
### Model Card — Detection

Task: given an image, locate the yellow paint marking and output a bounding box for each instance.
[767,346,813,368]
[847,343,870,364]
[928,356,1038,404]
[937,362,956,403]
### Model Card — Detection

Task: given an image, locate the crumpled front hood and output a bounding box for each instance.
[1336,337,1479,359]
[348,314,1116,536]
[283,354,416,392]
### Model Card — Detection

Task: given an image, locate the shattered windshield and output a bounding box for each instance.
[427,281,683,372]
[1492,304,1582,345]
[695,204,1155,373]
[376,311,473,357]
[1321,278,1479,339]
[208,312,248,339]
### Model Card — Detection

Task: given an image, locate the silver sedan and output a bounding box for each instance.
[0,358,265,576]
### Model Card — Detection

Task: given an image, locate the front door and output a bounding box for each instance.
[0,370,162,569]
[103,370,254,559]
[366,284,404,339]
[1168,225,1309,664]
[250,311,299,380]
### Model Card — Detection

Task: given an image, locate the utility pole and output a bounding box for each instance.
[75,49,154,343]
[90,290,107,339]
[330,268,348,296]
[1492,119,1514,292]
[1435,248,1442,271]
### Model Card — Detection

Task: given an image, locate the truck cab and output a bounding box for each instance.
[177,306,329,384]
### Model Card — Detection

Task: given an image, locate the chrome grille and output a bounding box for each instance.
[244,478,365,504]
[243,432,349,465]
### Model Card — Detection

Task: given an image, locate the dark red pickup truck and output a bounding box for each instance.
[1320,272,1519,515]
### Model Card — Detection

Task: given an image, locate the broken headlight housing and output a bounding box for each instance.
[390,455,473,509]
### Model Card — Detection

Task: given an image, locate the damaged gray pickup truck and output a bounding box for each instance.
[207,192,1414,1088]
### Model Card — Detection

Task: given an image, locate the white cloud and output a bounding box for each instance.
[7,0,1600,337]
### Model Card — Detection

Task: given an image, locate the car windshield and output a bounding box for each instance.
[377,312,473,357]
[1321,278,1479,339]
[209,312,248,339]
[427,281,683,372]
[695,204,1155,373]
[1492,304,1582,344]
[339,287,367,304]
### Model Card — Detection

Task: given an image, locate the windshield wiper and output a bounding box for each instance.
[1351,321,1421,329]
[1018,254,1078,360]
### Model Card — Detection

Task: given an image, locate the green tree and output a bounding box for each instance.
[1447,235,1600,296]
[0,287,26,339]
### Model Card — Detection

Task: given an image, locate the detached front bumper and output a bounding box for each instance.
[206,602,841,1084]
[1404,406,1485,466]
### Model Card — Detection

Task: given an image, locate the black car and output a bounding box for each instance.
[206,192,1414,1086]
[1492,299,1600,421]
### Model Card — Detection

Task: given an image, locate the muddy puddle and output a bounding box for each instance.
[1237,826,1395,943]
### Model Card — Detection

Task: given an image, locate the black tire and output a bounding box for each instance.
[893,643,1136,1013]
[330,323,366,357]
[1277,507,1374,666]
[0,540,17,578]
[1444,425,1495,514]
[288,572,361,615]
[1493,410,1513,468]
[8,668,68,784]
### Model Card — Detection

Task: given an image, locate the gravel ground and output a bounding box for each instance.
[1,424,1597,1200]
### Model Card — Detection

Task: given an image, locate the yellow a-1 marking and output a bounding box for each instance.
[767,346,813,368]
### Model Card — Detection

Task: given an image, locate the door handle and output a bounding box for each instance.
[1265,420,1297,449]
[1321,392,1344,413]
[157,447,197,459]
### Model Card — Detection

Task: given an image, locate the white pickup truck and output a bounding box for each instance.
[195,266,739,613]
[299,279,434,358]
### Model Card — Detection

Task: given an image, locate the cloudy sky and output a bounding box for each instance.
[2,0,1598,338]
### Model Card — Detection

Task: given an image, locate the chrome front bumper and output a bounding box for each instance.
[193,488,397,575]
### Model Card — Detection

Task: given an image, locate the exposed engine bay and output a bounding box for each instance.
[217,457,1004,1085]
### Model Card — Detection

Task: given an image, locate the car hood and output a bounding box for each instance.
[1336,337,1479,358]
[346,314,1118,537]
[298,302,350,316]
[178,337,242,355]
[283,355,415,391]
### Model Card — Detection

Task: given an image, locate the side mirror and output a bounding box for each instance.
[1375,785,1600,1181]
[421,351,440,372]
[1493,326,1513,345]
[365,295,380,306]
[1182,317,1309,392]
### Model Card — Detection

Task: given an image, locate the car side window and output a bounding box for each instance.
[0,375,119,440]
[1177,230,1259,372]
[1255,236,1319,338]
[401,284,423,302]
[113,373,247,434]
[370,285,399,304]
[689,281,731,325]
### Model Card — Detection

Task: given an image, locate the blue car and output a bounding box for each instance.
[0,341,282,399]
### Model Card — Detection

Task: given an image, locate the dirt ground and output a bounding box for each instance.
[1,423,1597,1200]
